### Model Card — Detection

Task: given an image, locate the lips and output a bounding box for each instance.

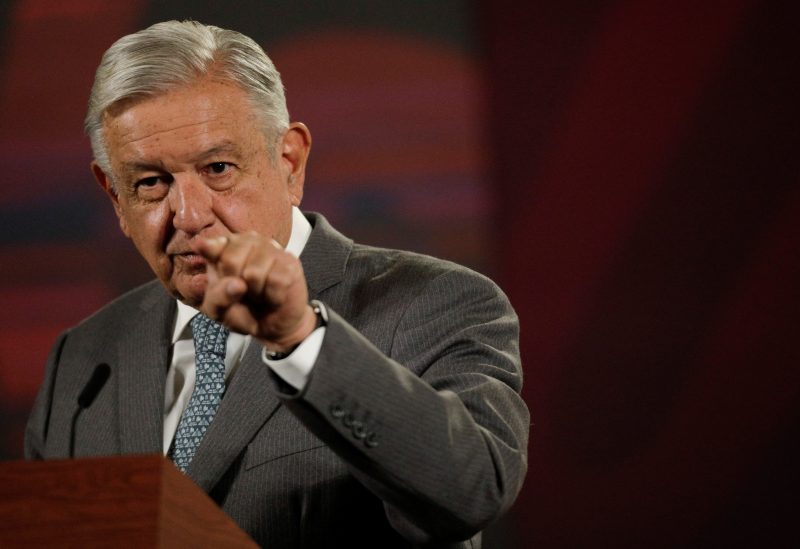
[172,252,206,269]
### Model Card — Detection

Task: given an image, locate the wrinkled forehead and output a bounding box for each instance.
[105,72,261,118]
[100,78,270,167]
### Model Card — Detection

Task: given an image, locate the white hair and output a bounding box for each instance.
[85,20,289,184]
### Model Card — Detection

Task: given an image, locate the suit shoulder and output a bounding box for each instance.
[70,279,168,333]
[339,245,514,327]
[348,242,505,295]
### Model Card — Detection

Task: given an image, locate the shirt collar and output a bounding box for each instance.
[171,207,312,343]
[286,205,312,258]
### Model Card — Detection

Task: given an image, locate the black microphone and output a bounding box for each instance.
[70,363,111,458]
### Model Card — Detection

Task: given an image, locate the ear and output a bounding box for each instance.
[91,161,131,238]
[279,122,312,206]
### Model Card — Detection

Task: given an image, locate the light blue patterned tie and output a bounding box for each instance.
[170,314,229,472]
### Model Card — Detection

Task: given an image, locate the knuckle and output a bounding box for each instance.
[242,265,262,285]
[218,260,239,277]
[266,267,291,287]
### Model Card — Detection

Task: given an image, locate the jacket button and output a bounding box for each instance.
[351,421,366,439]
[330,404,345,418]
[342,412,355,428]
[364,433,379,448]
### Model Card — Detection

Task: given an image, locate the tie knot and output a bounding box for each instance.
[190,314,229,357]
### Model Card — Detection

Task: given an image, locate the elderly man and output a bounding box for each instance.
[26,20,529,548]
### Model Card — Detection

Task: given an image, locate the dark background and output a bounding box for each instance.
[1,1,797,547]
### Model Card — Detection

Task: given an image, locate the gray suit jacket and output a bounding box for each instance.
[26,213,529,548]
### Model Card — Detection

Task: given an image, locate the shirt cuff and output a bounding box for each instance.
[261,326,326,390]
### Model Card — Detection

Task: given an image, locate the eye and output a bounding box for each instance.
[136,176,160,187]
[206,162,233,175]
[135,173,172,188]
[133,174,171,201]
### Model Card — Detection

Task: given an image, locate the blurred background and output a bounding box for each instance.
[0,1,797,547]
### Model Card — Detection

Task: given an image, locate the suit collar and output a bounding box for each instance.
[300,212,353,298]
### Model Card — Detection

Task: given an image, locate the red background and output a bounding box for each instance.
[1,1,797,547]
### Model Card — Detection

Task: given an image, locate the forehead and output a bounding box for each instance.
[102,78,264,162]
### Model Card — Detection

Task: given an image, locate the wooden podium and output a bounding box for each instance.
[0,454,257,548]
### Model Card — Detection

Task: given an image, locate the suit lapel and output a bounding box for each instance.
[299,212,352,299]
[117,283,174,455]
[187,340,282,491]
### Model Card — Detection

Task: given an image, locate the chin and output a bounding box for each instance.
[177,293,204,308]
[172,274,208,307]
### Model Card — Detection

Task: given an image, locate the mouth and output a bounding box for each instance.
[171,252,207,270]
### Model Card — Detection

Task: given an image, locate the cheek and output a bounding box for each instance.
[118,215,130,237]
[220,199,286,239]
[125,205,171,253]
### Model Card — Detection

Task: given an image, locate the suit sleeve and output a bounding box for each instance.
[275,268,529,543]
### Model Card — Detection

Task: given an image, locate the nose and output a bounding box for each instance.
[169,176,214,235]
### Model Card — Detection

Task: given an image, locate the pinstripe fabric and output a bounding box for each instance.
[25,213,529,548]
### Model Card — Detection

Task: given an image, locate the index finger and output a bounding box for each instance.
[192,236,229,262]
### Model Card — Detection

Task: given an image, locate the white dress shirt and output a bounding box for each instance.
[162,207,326,454]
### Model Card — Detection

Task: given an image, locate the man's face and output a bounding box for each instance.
[94,77,309,306]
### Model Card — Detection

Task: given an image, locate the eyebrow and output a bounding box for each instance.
[119,141,241,174]
[120,160,164,174]
[191,141,240,163]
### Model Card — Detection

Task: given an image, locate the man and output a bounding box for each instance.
[26,20,529,548]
